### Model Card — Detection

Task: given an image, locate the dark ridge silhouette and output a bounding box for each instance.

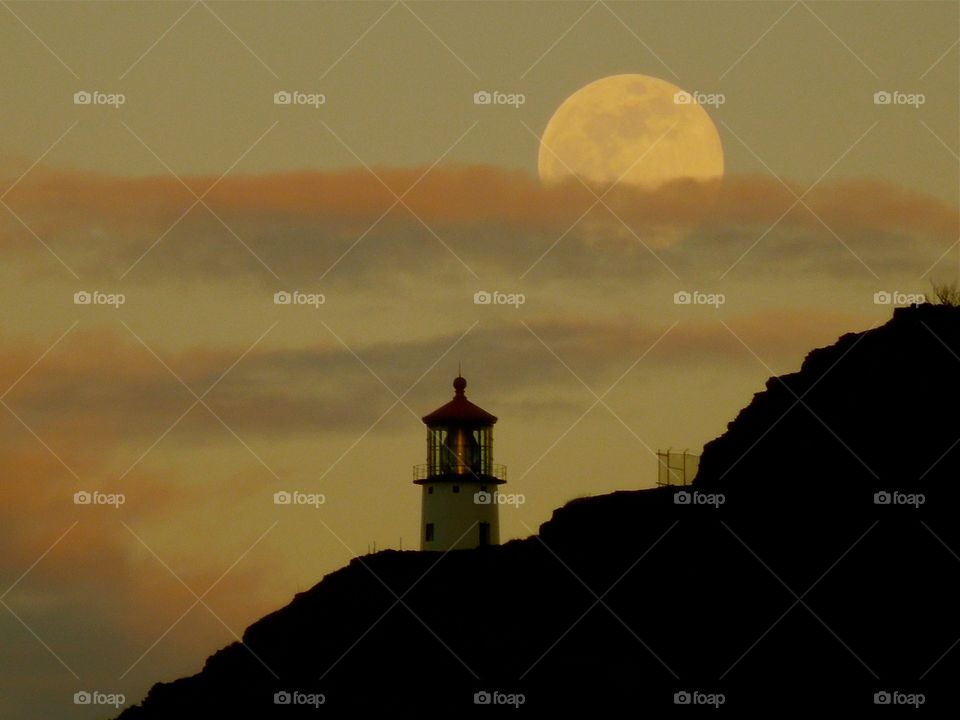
[116,303,960,715]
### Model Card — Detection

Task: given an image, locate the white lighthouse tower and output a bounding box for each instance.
[414,375,506,550]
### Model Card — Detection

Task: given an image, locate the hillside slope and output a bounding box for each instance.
[118,304,960,715]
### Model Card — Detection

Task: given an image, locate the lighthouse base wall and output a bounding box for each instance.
[420,481,501,550]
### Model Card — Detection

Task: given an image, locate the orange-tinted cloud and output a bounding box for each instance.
[3,162,955,234]
[1,162,955,283]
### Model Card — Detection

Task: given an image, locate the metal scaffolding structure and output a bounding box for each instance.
[656,449,700,486]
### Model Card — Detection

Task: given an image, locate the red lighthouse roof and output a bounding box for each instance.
[421,376,498,425]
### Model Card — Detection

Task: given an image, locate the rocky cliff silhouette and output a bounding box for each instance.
[117,303,960,715]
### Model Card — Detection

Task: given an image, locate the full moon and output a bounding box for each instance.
[538,74,724,189]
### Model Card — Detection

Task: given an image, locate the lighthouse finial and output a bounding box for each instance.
[453,367,466,396]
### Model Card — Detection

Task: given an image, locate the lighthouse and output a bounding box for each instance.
[414,375,506,550]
